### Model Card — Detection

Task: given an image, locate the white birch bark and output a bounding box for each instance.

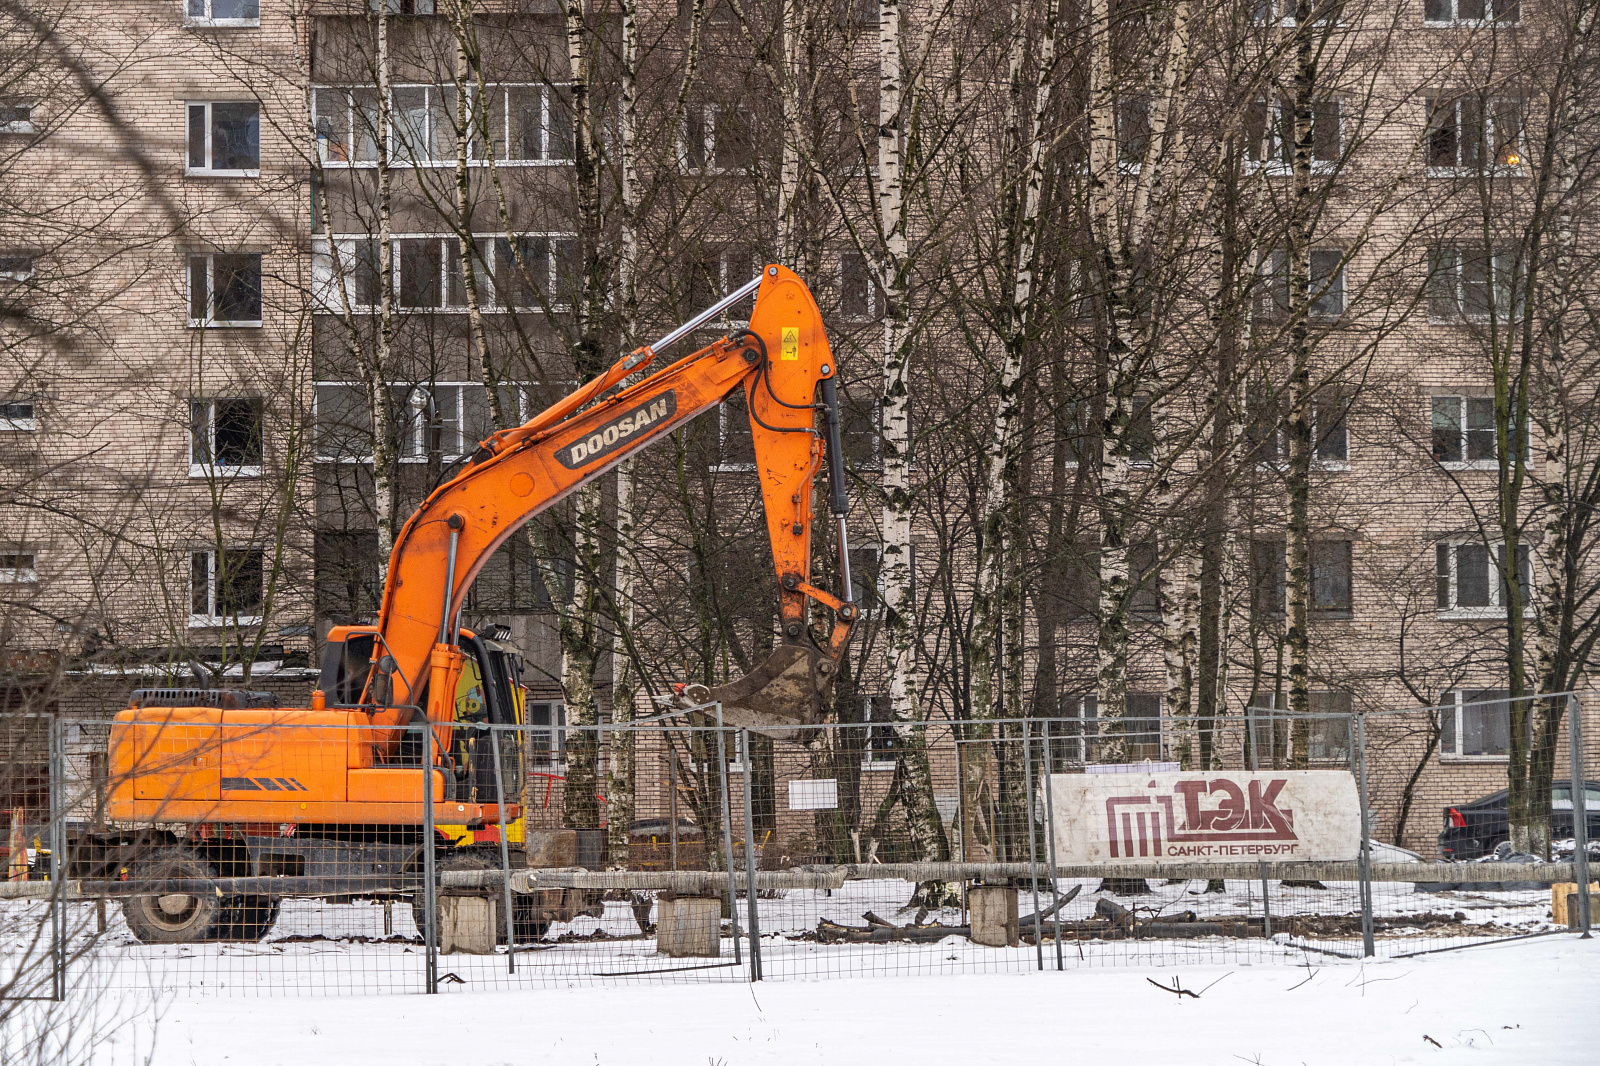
[365,1,398,579]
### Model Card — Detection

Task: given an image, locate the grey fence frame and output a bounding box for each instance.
[5,694,1593,999]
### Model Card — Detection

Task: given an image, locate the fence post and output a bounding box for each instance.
[1023,730,1043,972]
[739,728,762,980]
[422,721,439,994]
[713,707,742,967]
[1567,694,1591,938]
[1257,860,1272,939]
[1354,712,1375,957]
[489,724,517,973]
[49,714,66,1002]
[1041,722,1064,970]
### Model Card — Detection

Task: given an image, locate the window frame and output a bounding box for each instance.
[1434,539,1533,619]
[1249,538,1355,618]
[1244,97,1343,174]
[1427,248,1518,322]
[314,233,574,314]
[313,83,574,169]
[186,100,261,177]
[526,700,567,768]
[188,547,265,628]
[838,249,883,322]
[1257,691,1353,764]
[0,552,37,584]
[1425,96,1524,176]
[313,380,535,465]
[0,401,37,431]
[1430,393,1523,469]
[0,254,35,281]
[184,0,261,26]
[859,693,898,770]
[1423,0,1520,28]
[0,100,35,135]
[1439,688,1513,762]
[187,252,263,328]
[679,102,757,175]
[1255,247,1348,320]
[189,396,264,478]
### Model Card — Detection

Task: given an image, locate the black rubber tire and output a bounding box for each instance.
[121,850,224,944]
[216,895,281,941]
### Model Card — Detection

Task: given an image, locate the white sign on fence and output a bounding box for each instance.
[788,778,838,810]
[1050,770,1360,864]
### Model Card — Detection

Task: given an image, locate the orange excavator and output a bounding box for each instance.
[94,266,859,943]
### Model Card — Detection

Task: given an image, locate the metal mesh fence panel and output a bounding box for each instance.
[1,702,1589,999]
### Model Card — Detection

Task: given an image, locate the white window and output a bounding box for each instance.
[0,401,37,431]
[189,547,264,627]
[860,694,897,769]
[1245,98,1342,171]
[1254,691,1352,764]
[186,101,260,175]
[184,0,260,28]
[1256,248,1347,318]
[0,552,37,584]
[190,397,263,477]
[188,253,262,326]
[313,235,573,312]
[313,381,530,463]
[0,101,35,135]
[370,0,437,12]
[1435,540,1532,617]
[313,83,569,167]
[680,104,755,174]
[1052,693,1163,764]
[527,701,565,766]
[1431,394,1523,467]
[0,255,34,281]
[1426,96,1523,173]
[1424,0,1519,26]
[1427,249,1516,321]
[1247,393,1350,468]
[1440,688,1512,760]
[1250,0,1341,24]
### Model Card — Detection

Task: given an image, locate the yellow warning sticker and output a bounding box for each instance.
[780,326,800,361]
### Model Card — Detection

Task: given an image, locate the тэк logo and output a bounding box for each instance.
[1105,777,1298,859]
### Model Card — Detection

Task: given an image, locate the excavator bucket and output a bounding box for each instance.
[674,642,837,740]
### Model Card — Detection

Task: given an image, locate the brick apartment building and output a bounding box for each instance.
[0,1,1594,855]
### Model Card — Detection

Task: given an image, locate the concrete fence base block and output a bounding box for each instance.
[968,884,1019,947]
[438,896,496,955]
[1552,882,1599,928]
[657,895,722,958]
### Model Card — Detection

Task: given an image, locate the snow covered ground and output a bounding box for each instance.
[22,934,1594,1065]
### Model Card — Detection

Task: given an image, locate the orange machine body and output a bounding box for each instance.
[106,266,852,829]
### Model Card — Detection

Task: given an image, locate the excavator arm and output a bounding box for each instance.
[338,264,857,748]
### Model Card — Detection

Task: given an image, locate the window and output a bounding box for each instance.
[686,246,756,321]
[848,544,881,612]
[1424,0,1519,26]
[1129,540,1160,619]
[1122,693,1163,760]
[842,388,881,469]
[840,250,882,320]
[1426,96,1522,172]
[189,547,264,627]
[1257,248,1347,318]
[1251,0,1343,24]
[1244,98,1342,170]
[314,235,573,312]
[1440,688,1511,759]
[1252,394,1350,465]
[1428,249,1516,321]
[0,553,36,584]
[315,83,568,167]
[527,701,565,766]
[682,104,755,173]
[0,255,35,281]
[478,84,574,163]
[1251,539,1353,617]
[860,694,897,768]
[0,401,37,431]
[1431,394,1523,466]
[371,0,437,12]
[190,397,263,476]
[187,101,260,174]
[1116,99,1150,168]
[314,381,531,463]
[1435,540,1531,616]
[188,253,262,326]
[0,101,35,134]
[184,0,260,27]
[1254,691,1352,764]
[1128,393,1155,466]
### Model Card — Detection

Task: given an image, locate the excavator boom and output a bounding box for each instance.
[344,264,856,744]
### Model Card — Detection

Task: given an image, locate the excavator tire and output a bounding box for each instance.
[121,849,225,944]
[215,895,281,942]
[411,850,549,945]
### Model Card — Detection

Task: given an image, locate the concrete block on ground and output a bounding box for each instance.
[1552,882,1599,928]
[968,884,1019,947]
[657,895,722,957]
[438,895,496,955]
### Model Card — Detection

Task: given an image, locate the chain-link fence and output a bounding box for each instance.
[1,697,1592,998]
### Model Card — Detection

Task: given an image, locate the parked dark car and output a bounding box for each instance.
[1437,779,1600,860]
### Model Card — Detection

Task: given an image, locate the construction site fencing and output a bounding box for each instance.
[0,698,1592,999]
